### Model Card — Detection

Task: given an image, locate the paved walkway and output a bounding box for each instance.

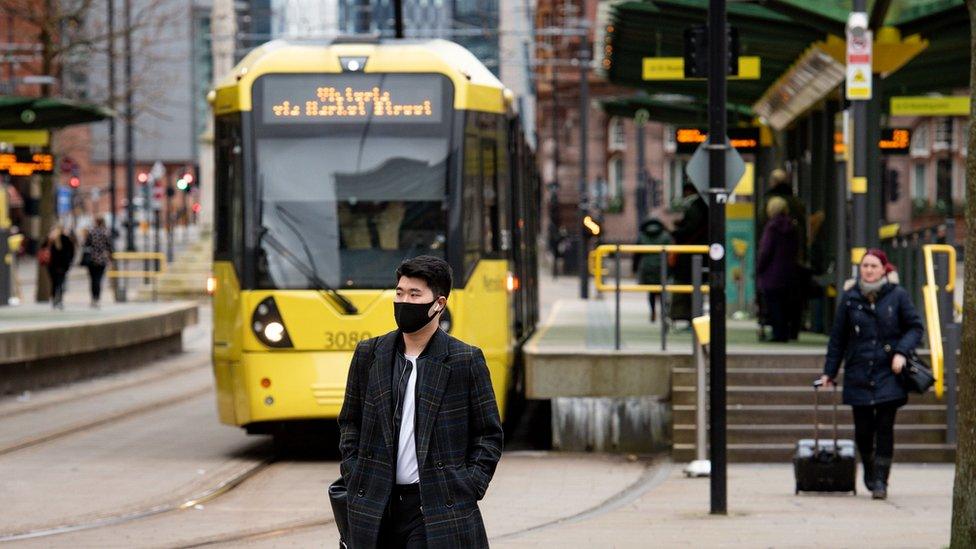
[499,460,953,548]
[535,276,830,354]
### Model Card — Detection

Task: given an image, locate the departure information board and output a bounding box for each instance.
[258,74,445,124]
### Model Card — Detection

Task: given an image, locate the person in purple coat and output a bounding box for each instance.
[756,196,798,342]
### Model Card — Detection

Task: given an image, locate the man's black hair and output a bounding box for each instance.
[395,255,453,299]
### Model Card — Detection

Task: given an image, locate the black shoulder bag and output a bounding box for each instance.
[330,337,379,548]
[900,352,935,394]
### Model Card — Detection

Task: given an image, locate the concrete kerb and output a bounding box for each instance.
[0,302,198,395]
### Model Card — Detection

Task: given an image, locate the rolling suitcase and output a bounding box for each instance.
[793,380,857,495]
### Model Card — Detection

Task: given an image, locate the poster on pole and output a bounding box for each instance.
[845,30,872,100]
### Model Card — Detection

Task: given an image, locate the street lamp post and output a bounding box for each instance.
[124,0,135,252]
[577,43,590,299]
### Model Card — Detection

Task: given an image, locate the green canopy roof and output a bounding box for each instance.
[0,96,114,129]
[602,0,968,122]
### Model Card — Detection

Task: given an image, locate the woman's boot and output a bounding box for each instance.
[861,454,875,492]
[872,458,891,499]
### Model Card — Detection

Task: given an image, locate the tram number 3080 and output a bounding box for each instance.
[324,331,372,350]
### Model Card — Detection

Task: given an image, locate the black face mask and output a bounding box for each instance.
[394,299,441,334]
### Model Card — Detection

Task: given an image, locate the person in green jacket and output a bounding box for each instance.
[635,218,673,322]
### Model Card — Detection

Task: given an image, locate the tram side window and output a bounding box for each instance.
[462,135,483,275]
[482,140,499,254]
[215,116,244,273]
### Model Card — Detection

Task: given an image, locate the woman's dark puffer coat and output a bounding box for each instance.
[823,273,924,406]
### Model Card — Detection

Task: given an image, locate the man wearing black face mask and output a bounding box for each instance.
[338,255,503,549]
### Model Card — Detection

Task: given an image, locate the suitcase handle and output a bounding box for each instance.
[811,379,839,450]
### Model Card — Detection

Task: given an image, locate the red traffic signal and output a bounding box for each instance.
[192,202,202,214]
[137,172,149,184]
[182,172,194,184]
[68,176,80,188]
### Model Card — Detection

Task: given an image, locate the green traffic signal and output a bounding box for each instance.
[176,178,188,191]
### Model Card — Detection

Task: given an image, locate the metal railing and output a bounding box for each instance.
[590,244,710,350]
[108,251,168,302]
[920,243,959,443]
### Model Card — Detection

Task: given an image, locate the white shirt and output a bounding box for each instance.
[395,354,420,485]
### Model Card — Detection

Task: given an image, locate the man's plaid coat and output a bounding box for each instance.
[338,328,504,548]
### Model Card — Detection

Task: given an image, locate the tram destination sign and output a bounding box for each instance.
[675,128,759,155]
[259,74,444,125]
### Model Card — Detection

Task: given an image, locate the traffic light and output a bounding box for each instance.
[137,172,149,184]
[887,169,900,202]
[683,25,740,78]
[177,171,194,192]
[68,176,80,188]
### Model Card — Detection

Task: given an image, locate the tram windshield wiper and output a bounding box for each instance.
[258,224,359,315]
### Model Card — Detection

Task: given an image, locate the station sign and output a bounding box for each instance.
[642,56,760,81]
[0,151,54,176]
[675,128,760,155]
[845,29,873,100]
[890,96,968,116]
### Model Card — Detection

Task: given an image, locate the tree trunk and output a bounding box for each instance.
[952,3,976,546]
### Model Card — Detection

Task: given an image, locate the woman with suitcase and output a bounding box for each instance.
[819,249,923,500]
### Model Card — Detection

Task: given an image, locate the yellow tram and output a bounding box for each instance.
[209,39,539,440]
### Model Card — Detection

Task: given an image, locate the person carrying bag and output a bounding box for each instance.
[819,249,924,500]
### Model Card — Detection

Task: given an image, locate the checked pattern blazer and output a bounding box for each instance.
[338,329,504,549]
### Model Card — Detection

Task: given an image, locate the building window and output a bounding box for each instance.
[668,158,686,207]
[911,122,929,157]
[608,117,626,151]
[912,163,926,201]
[934,118,953,151]
[663,124,676,153]
[605,156,624,213]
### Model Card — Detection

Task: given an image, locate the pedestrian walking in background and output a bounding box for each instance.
[44,224,75,310]
[756,196,798,342]
[819,249,924,500]
[634,218,672,323]
[763,168,808,338]
[338,255,503,548]
[81,216,113,309]
[669,183,708,323]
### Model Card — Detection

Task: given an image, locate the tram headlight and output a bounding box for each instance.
[252,296,293,348]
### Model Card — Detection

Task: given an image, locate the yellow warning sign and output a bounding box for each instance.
[852,69,867,83]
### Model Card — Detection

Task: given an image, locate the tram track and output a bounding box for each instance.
[0,351,210,422]
[0,385,212,457]
[0,457,275,543]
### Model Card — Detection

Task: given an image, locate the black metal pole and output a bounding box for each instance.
[124,0,135,252]
[614,245,621,350]
[107,0,117,241]
[636,116,647,226]
[707,0,728,516]
[851,0,867,268]
[393,0,404,38]
[578,44,590,299]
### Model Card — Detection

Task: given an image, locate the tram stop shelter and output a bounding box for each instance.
[0,95,113,305]
[600,0,968,318]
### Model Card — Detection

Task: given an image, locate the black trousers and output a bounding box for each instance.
[378,484,426,549]
[49,270,66,305]
[852,399,904,461]
[762,287,790,342]
[88,264,106,301]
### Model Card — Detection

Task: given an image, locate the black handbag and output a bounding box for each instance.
[329,477,350,548]
[900,352,935,394]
